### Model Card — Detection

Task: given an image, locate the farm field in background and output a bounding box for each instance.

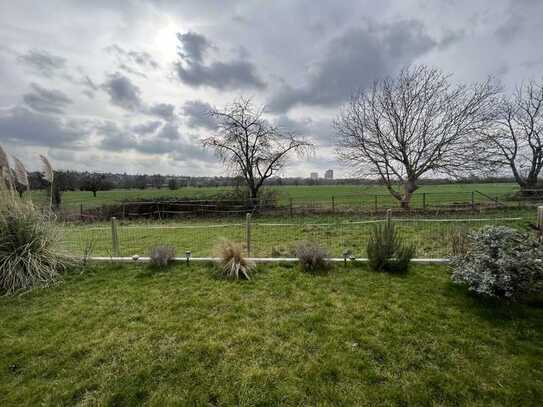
[32,182,521,211]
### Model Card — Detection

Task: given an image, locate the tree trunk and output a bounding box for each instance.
[92,190,97,198]
[400,179,418,210]
[520,177,539,197]
[249,187,258,208]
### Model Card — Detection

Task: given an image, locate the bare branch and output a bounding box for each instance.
[334,65,499,208]
[202,97,314,202]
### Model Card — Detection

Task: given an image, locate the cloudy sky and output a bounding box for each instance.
[0,0,541,177]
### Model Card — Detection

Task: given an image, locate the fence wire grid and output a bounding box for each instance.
[60,213,531,260]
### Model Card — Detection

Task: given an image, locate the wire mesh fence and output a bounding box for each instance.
[59,211,533,260]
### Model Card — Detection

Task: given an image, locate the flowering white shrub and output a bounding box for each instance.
[450,226,543,299]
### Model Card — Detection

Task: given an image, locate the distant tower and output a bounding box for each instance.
[324,169,334,180]
[310,172,319,180]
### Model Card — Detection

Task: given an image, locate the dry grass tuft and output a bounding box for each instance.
[213,239,254,280]
[296,240,330,273]
[149,245,176,268]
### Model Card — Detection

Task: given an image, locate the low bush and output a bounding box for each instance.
[149,245,176,268]
[450,226,543,300]
[213,240,254,280]
[0,199,72,295]
[296,241,330,273]
[367,221,414,273]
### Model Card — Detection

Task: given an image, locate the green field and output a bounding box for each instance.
[31,182,521,211]
[1,263,542,405]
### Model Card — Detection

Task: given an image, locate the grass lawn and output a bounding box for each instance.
[1,263,542,405]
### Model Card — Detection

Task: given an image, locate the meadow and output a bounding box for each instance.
[1,263,542,405]
[32,182,521,211]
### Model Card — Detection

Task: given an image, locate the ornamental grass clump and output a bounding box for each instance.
[0,199,72,295]
[450,226,543,300]
[296,241,330,273]
[213,239,254,280]
[0,146,70,295]
[367,220,414,273]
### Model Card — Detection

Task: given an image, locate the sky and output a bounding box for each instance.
[0,0,542,178]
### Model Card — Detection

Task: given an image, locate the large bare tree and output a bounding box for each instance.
[203,98,313,203]
[483,79,543,192]
[334,65,499,208]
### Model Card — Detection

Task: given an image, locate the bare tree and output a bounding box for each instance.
[203,98,313,204]
[334,65,499,209]
[483,80,543,192]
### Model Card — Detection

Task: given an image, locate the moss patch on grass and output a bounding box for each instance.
[1,263,542,405]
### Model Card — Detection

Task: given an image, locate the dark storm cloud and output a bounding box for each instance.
[101,73,175,120]
[182,100,217,130]
[98,120,213,161]
[17,49,67,78]
[176,32,211,63]
[22,83,73,114]
[156,122,180,141]
[101,72,143,111]
[275,115,334,146]
[269,19,436,112]
[0,106,85,147]
[495,14,524,43]
[148,103,175,121]
[131,120,162,135]
[175,31,266,90]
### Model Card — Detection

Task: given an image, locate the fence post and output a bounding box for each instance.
[332,196,335,213]
[537,207,543,240]
[374,195,378,212]
[80,202,83,221]
[111,217,120,257]
[386,208,392,228]
[289,198,293,217]
[471,191,475,209]
[422,193,426,210]
[246,212,252,257]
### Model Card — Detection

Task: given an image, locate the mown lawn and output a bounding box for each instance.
[1,263,542,406]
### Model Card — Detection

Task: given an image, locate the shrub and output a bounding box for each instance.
[296,241,330,273]
[149,245,176,268]
[0,199,72,295]
[367,221,414,273]
[213,240,254,280]
[450,226,543,299]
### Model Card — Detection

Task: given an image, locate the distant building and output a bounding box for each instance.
[324,169,334,180]
[310,172,319,180]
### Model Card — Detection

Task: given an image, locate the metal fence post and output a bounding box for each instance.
[80,202,83,221]
[374,195,378,212]
[111,217,120,257]
[471,191,475,209]
[332,196,335,213]
[422,193,426,210]
[246,212,252,257]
